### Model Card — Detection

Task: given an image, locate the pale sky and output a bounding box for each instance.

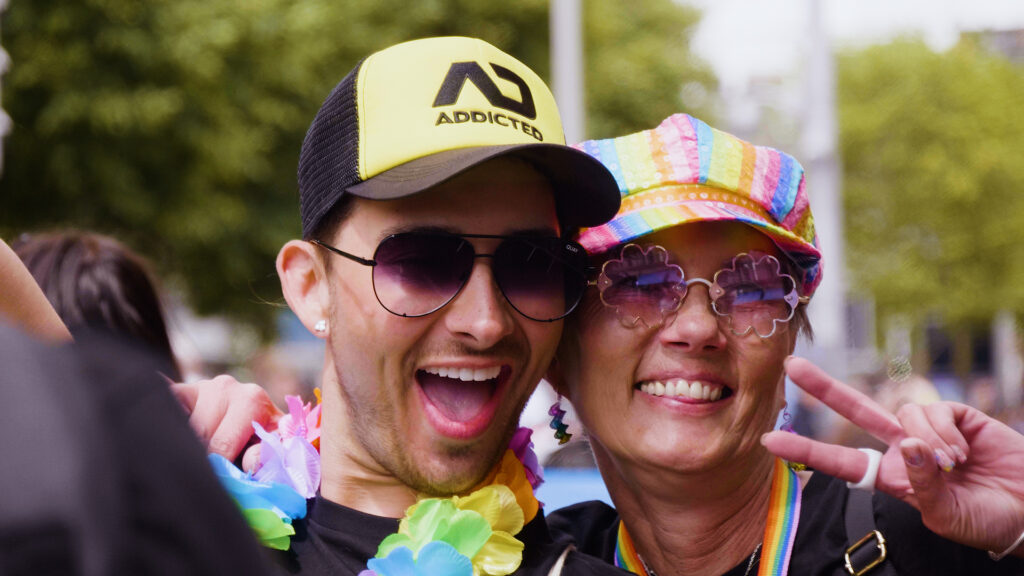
[685,0,1024,89]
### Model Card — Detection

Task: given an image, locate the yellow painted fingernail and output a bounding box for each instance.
[935,450,955,472]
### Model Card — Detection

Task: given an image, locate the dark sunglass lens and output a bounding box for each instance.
[494,239,586,321]
[372,234,473,316]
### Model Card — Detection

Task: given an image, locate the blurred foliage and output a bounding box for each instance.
[839,38,1024,335]
[1,0,713,337]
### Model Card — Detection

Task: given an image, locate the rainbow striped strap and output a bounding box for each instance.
[614,519,649,576]
[758,458,802,576]
[613,458,801,576]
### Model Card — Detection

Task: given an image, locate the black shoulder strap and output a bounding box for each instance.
[844,488,899,576]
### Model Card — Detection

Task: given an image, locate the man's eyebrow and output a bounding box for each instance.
[376,225,560,239]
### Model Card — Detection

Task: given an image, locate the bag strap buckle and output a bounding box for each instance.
[844,529,888,576]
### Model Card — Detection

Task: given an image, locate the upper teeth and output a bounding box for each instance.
[423,366,501,382]
[639,379,723,401]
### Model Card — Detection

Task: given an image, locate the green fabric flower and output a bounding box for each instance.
[242,508,296,551]
[375,485,525,576]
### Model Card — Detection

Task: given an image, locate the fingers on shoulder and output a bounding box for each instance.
[187,375,256,442]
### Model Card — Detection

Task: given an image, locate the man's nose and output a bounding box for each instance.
[442,259,516,348]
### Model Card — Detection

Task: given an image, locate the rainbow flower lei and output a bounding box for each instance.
[209,389,545,575]
[210,392,323,550]
[359,430,543,576]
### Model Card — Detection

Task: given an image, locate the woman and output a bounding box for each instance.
[546,113,1024,575]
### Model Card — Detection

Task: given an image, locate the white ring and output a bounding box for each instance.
[846,448,883,492]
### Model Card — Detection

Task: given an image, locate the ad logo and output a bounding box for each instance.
[432,61,544,141]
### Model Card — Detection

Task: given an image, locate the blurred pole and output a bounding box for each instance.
[993,311,1023,410]
[0,0,10,177]
[550,0,585,144]
[798,0,848,382]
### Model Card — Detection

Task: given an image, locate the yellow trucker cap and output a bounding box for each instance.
[297,36,620,238]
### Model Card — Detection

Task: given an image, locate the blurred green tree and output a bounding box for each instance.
[839,38,1024,369]
[1,0,713,337]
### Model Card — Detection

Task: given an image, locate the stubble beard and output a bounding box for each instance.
[343,383,524,496]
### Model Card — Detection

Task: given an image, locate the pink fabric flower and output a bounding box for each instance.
[277,395,322,446]
[509,427,543,490]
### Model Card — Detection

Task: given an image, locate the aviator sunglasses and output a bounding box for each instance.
[312,232,591,322]
[594,244,809,338]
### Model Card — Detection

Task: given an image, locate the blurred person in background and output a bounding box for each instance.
[1,237,276,576]
[12,230,181,379]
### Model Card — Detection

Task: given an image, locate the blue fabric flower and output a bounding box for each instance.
[367,542,473,576]
[208,453,306,520]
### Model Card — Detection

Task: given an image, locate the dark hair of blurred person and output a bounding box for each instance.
[13,231,180,379]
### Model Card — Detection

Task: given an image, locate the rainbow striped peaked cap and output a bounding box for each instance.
[575,113,823,296]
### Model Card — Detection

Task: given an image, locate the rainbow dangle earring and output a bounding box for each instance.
[781,402,795,433]
[548,396,573,445]
[781,403,808,471]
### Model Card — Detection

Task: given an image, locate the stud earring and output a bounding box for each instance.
[548,396,573,445]
[314,319,328,334]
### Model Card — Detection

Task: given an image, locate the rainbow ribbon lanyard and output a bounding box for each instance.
[614,458,802,576]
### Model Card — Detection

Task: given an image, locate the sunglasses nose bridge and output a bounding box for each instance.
[679,277,716,312]
[441,254,518,344]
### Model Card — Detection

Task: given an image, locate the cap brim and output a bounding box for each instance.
[578,200,821,272]
[346,144,621,229]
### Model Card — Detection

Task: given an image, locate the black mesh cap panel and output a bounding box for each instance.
[298,59,364,239]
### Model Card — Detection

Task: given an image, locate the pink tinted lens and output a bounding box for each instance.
[713,259,794,334]
[599,258,685,327]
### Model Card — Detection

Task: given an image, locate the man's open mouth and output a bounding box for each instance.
[417,366,506,424]
[636,379,733,402]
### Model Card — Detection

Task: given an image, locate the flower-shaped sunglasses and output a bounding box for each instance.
[592,244,809,338]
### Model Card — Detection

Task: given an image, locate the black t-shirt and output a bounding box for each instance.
[275,494,631,575]
[548,472,1024,575]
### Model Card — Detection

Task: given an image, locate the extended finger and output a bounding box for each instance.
[896,403,965,471]
[762,431,871,483]
[786,357,905,445]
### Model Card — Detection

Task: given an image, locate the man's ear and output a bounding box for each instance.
[277,240,329,337]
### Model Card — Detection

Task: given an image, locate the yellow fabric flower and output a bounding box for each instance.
[455,485,525,576]
[474,450,539,524]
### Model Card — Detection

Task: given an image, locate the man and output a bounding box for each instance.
[177,37,625,575]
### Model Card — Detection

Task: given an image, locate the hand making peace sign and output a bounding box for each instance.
[762,357,1024,560]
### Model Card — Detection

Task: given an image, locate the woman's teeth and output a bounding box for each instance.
[422,366,502,382]
[639,379,723,401]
